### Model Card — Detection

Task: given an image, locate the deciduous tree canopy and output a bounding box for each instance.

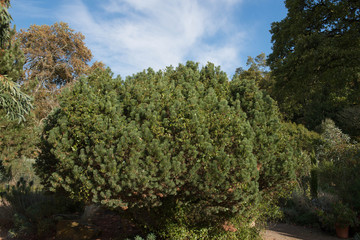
[16,22,102,120]
[268,0,360,128]
[236,53,274,93]
[17,22,93,89]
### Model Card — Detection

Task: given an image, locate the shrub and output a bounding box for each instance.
[125,233,156,240]
[154,200,261,240]
[281,189,318,226]
[36,63,309,232]
[316,119,360,212]
[0,113,40,187]
[335,105,360,139]
[0,177,83,239]
[279,123,322,226]
[0,160,11,184]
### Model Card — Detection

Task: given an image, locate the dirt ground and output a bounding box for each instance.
[0,222,343,240]
[0,229,6,240]
[262,223,340,240]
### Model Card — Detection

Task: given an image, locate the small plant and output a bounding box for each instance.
[0,159,11,184]
[332,201,357,228]
[125,233,156,240]
[316,200,357,230]
[0,177,83,239]
[0,177,47,238]
[316,119,360,215]
[316,208,333,231]
[282,190,318,226]
[354,232,360,240]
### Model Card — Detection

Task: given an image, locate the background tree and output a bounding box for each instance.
[268,0,360,129]
[317,119,360,214]
[16,22,101,121]
[0,0,32,122]
[0,0,37,189]
[235,53,274,94]
[0,115,40,183]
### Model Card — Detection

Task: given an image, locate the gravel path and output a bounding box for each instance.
[262,223,339,240]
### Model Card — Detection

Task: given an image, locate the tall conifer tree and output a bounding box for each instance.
[0,0,32,122]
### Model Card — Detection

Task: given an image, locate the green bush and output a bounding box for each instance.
[125,233,156,240]
[281,190,318,226]
[0,113,40,187]
[279,123,322,226]
[335,105,360,139]
[0,177,83,239]
[0,114,39,164]
[317,119,360,212]
[154,200,261,240]
[36,63,309,233]
[0,160,11,184]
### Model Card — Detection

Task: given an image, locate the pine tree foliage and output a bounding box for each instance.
[0,0,11,47]
[0,0,32,122]
[0,74,32,121]
[230,76,314,198]
[36,63,308,221]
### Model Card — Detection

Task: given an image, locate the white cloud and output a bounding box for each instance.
[59,0,247,77]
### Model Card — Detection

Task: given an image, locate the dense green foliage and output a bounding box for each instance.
[0,19,98,190]
[281,119,360,232]
[0,177,83,239]
[0,0,32,122]
[36,63,309,234]
[317,119,360,211]
[334,105,360,139]
[267,0,360,233]
[268,0,360,128]
[3,0,358,238]
[0,0,11,47]
[0,115,39,162]
[236,53,274,93]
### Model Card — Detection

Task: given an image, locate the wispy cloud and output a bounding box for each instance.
[59,0,247,77]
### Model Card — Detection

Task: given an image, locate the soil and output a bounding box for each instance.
[0,230,6,240]
[261,223,340,240]
[0,217,343,240]
[91,208,142,240]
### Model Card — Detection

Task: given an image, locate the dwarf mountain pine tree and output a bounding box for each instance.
[36,63,308,222]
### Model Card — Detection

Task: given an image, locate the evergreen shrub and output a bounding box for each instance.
[0,177,82,239]
[0,112,40,187]
[36,63,309,229]
[317,119,360,212]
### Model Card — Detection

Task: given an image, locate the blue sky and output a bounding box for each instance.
[9,0,287,78]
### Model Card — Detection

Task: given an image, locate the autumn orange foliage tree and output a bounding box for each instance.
[17,22,103,120]
[1,21,103,183]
